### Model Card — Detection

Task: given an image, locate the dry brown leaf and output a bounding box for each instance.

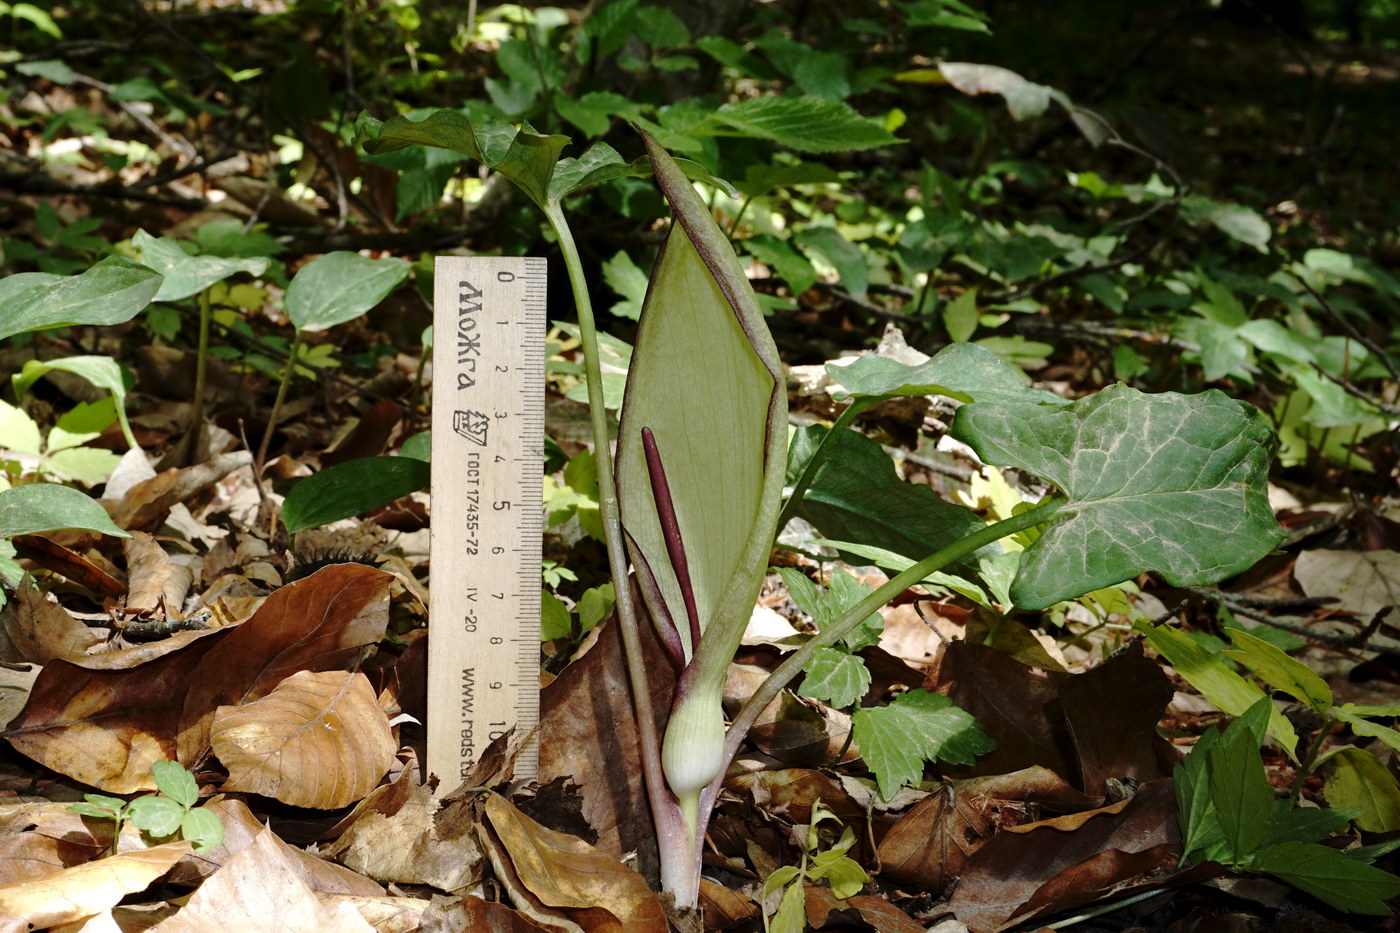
[177,563,393,763]
[698,879,758,931]
[167,798,382,896]
[538,611,674,876]
[1295,549,1400,618]
[0,664,39,730]
[482,792,667,933]
[0,574,104,663]
[0,831,104,886]
[1059,643,1174,798]
[877,787,991,894]
[7,534,125,601]
[804,886,925,932]
[212,670,395,809]
[416,894,556,933]
[108,452,251,533]
[318,894,428,933]
[122,532,190,617]
[946,780,1179,933]
[3,627,231,792]
[149,828,372,933]
[0,841,187,930]
[322,776,484,891]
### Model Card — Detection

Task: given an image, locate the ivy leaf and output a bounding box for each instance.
[798,646,871,709]
[132,230,267,302]
[851,689,993,799]
[953,384,1284,609]
[708,95,899,153]
[0,257,162,342]
[1247,841,1400,915]
[284,252,411,333]
[0,483,130,539]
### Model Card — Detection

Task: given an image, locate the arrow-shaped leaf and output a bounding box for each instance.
[952,384,1284,608]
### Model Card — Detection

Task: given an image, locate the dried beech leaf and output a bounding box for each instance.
[107,452,252,532]
[0,831,103,886]
[0,840,187,930]
[0,574,104,663]
[213,670,395,809]
[318,893,429,933]
[148,828,373,933]
[323,778,484,891]
[4,627,231,792]
[8,534,126,601]
[804,886,925,932]
[178,563,393,763]
[167,798,383,896]
[482,793,668,933]
[123,531,190,616]
[416,893,557,933]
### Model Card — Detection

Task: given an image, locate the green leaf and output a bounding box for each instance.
[1262,799,1359,848]
[13,355,135,449]
[45,447,122,485]
[1206,697,1274,863]
[281,456,430,535]
[709,95,899,153]
[1181,195,1271,252]
[0,400,42,456]
[576,584,614,635]
[953,384,1284,609]
[358,110,570,209]
[284,252,411,333]
[1333,707,1400,755]
[601,250,649,321]
[150,759,198,809]
[935,63,1057,120]
[125,795,185,837]
[616,136,786,663]
[541,590,572,641]
[132,230,267,302]
[829,341,1065,408]
[769,877,807,933]
[944,288,979,343]
[763,864,802,899]
[181,807,224,854]
[852,689,994,799]
[773,567,882,651]
[1141,621,1297,755]
[785,425,989,572]
[795,227,867,300]
[1175,727,1227,862]
[743,235,818,295]
[1248,841,1400,914]
[49,397,117,452]
[808,852,868,898]
[0,257,162,342]
[0,483,129,539]
[798,646,872,709]
[68,802,122,820]
[1223,628,1332,713]
[1323,747,1400,833]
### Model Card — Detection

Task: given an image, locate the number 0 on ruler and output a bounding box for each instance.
[429,257,546,789]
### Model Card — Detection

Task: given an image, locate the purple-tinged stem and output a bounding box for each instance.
[641,427,702,654]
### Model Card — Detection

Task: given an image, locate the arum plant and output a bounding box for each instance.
[358,112,1287,910]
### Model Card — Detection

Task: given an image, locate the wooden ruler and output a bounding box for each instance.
[429,256,545,790]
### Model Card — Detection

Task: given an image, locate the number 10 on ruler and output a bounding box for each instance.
[429,256,545,790]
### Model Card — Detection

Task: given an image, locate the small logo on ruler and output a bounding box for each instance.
[453,410,490,446]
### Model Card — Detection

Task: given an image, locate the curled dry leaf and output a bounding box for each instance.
[803,886,926,933]
[212,670,395,810]
[415,893,557,933]
[480,792,668,933]
[323,776,485,892]
[148,828,372,933]
[167,798,383,896]
[107,451,252,533]
[8,534,125,600]
[0,840,188,931]
[0,574,104,663]
[4,627,230,793]
[122,531,190,616]
[178,562,393,763]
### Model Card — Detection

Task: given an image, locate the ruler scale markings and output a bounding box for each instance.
[429,257,544,792]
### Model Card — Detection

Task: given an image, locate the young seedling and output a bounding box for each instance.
[68,759,224,855]
[359,113,1287,909]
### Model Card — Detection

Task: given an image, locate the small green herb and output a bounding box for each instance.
[68,759,224,855]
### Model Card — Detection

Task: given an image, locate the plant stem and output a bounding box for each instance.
[702,497,1069,834]
[184,286,213,463]
[255,329,302,473]
[543,203,690,901]
[776,398,874,531]
[1291,713,1333,801]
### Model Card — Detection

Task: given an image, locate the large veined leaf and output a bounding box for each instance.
[284,252,411,333]
[132,230,268,302]
[952,384,1283,608]
[708,95,899,153]
[830,342,1067,408]
[0,483,130,539]
[0,257,162,342]
[281,455,429,534]
[616,136,786,661]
